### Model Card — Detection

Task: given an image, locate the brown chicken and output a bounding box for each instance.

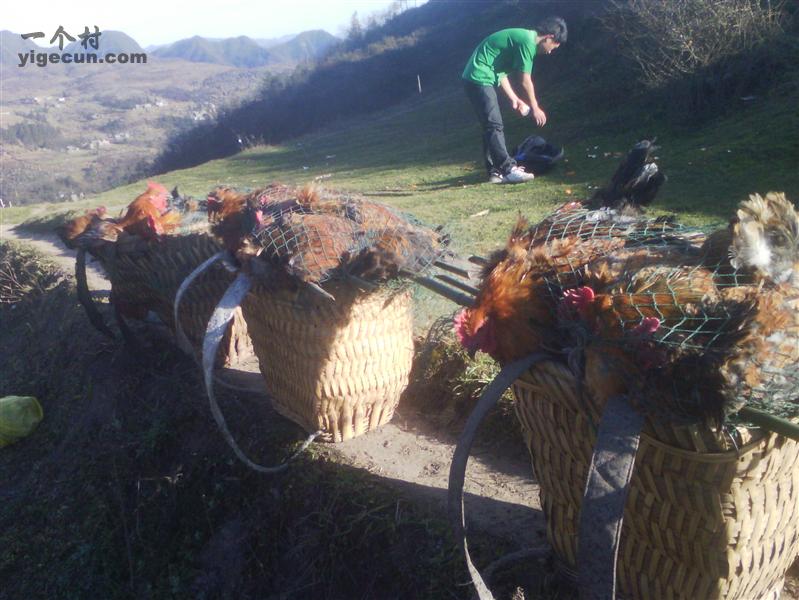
[719,283,799,414]
[114,181,180,239]
[207,183,299,259]
[454,214,628,364]
[560,252,726,412]
[207,183,447,297]
[565,227,797,425]
[256,186,445,285]
[75,181,179,246]
[56,206,108,248]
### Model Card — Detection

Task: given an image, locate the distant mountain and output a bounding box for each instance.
[151,31,340,68]
[0,30,45,65]
[265,30,340,64]
[62,30,145,56]
[153,35,271,68]
[253,34,295,49]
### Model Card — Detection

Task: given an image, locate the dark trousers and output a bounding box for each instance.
[463,81,516,176]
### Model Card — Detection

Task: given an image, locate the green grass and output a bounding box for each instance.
[13,81,798,244]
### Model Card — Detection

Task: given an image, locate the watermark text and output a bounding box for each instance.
[18,26,147,68]
[18,51,148,68]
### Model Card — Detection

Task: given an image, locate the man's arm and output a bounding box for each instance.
[498,75,530,116]
[520,72,546,126]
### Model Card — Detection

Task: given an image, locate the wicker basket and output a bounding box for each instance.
[98,233,253,366]
[512,360,799,600]
[241,282,414,442]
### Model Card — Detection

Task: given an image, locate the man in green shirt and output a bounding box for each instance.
[462,17,567,184]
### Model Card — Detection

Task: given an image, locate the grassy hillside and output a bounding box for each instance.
[9,70,797,328]
[15,72,797,239]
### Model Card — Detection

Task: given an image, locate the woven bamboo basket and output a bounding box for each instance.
[512,360,799,600]
[241,282,414,442]
[98,233,253,366]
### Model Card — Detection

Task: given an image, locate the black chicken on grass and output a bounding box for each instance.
[588,139,666,214]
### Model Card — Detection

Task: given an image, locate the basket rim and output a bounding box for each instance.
[513,360,776,462]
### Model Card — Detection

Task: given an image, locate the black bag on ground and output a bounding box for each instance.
[512,135,564,175]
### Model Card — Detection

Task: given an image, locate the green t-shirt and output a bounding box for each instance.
[462,28,538,86]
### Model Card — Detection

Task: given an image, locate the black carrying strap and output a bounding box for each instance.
[577,395,644,600]
[448,353,551,600]
[75,248,115,339]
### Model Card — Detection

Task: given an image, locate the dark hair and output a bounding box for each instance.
[536,16,568,44]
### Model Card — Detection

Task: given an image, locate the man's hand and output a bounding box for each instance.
[531,105,547,127]
[512,98,531,116]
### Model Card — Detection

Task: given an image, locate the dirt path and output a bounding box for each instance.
[0,224,110,290]
[1,225,543,551]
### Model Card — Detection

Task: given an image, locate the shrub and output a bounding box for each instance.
[0,122,64,149]
[603,0,788,88]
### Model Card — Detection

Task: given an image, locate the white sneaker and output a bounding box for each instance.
[503,166,535,184]
[488,172,504,184]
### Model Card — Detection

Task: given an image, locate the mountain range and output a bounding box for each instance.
[1,29,339,68]
[153,30,339,67]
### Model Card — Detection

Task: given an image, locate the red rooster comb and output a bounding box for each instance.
[631,316,661,336]
[453,308,471,346]
[146,181,169,196]
[559,286,596,321]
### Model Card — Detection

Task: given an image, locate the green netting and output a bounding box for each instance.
[522,203,799,422]
[244,186,450,285]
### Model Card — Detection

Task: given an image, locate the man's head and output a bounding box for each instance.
[536,16,567,54]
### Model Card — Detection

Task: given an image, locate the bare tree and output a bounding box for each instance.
[603,0,787,87]
[347,11,364,42]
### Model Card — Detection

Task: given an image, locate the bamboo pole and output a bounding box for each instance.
[435,274,479,296]
[468,255,489,267]
[402,271,473,307]
[433,260,473,279]
[739,407,799,443]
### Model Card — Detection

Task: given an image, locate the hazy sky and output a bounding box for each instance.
[5,0,419,46]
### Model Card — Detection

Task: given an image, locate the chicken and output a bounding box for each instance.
[207,186,248,225]
[207,183,298,260]
[565,209,798,426]
[73,213,124,248]
[206,183,447,298]
[254,187,446,285]
[266,211,358,284]
[710,284,798,416]
[454,202,700,364]
[110,181,180,240]
[72,181,180,245]
[454,214,628,364]
[587,139,666,214]
[170,186,199,213]
[700,192,799,419]
[56,206,107,248]
[702,192,799,285]
[564,266,754,422]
